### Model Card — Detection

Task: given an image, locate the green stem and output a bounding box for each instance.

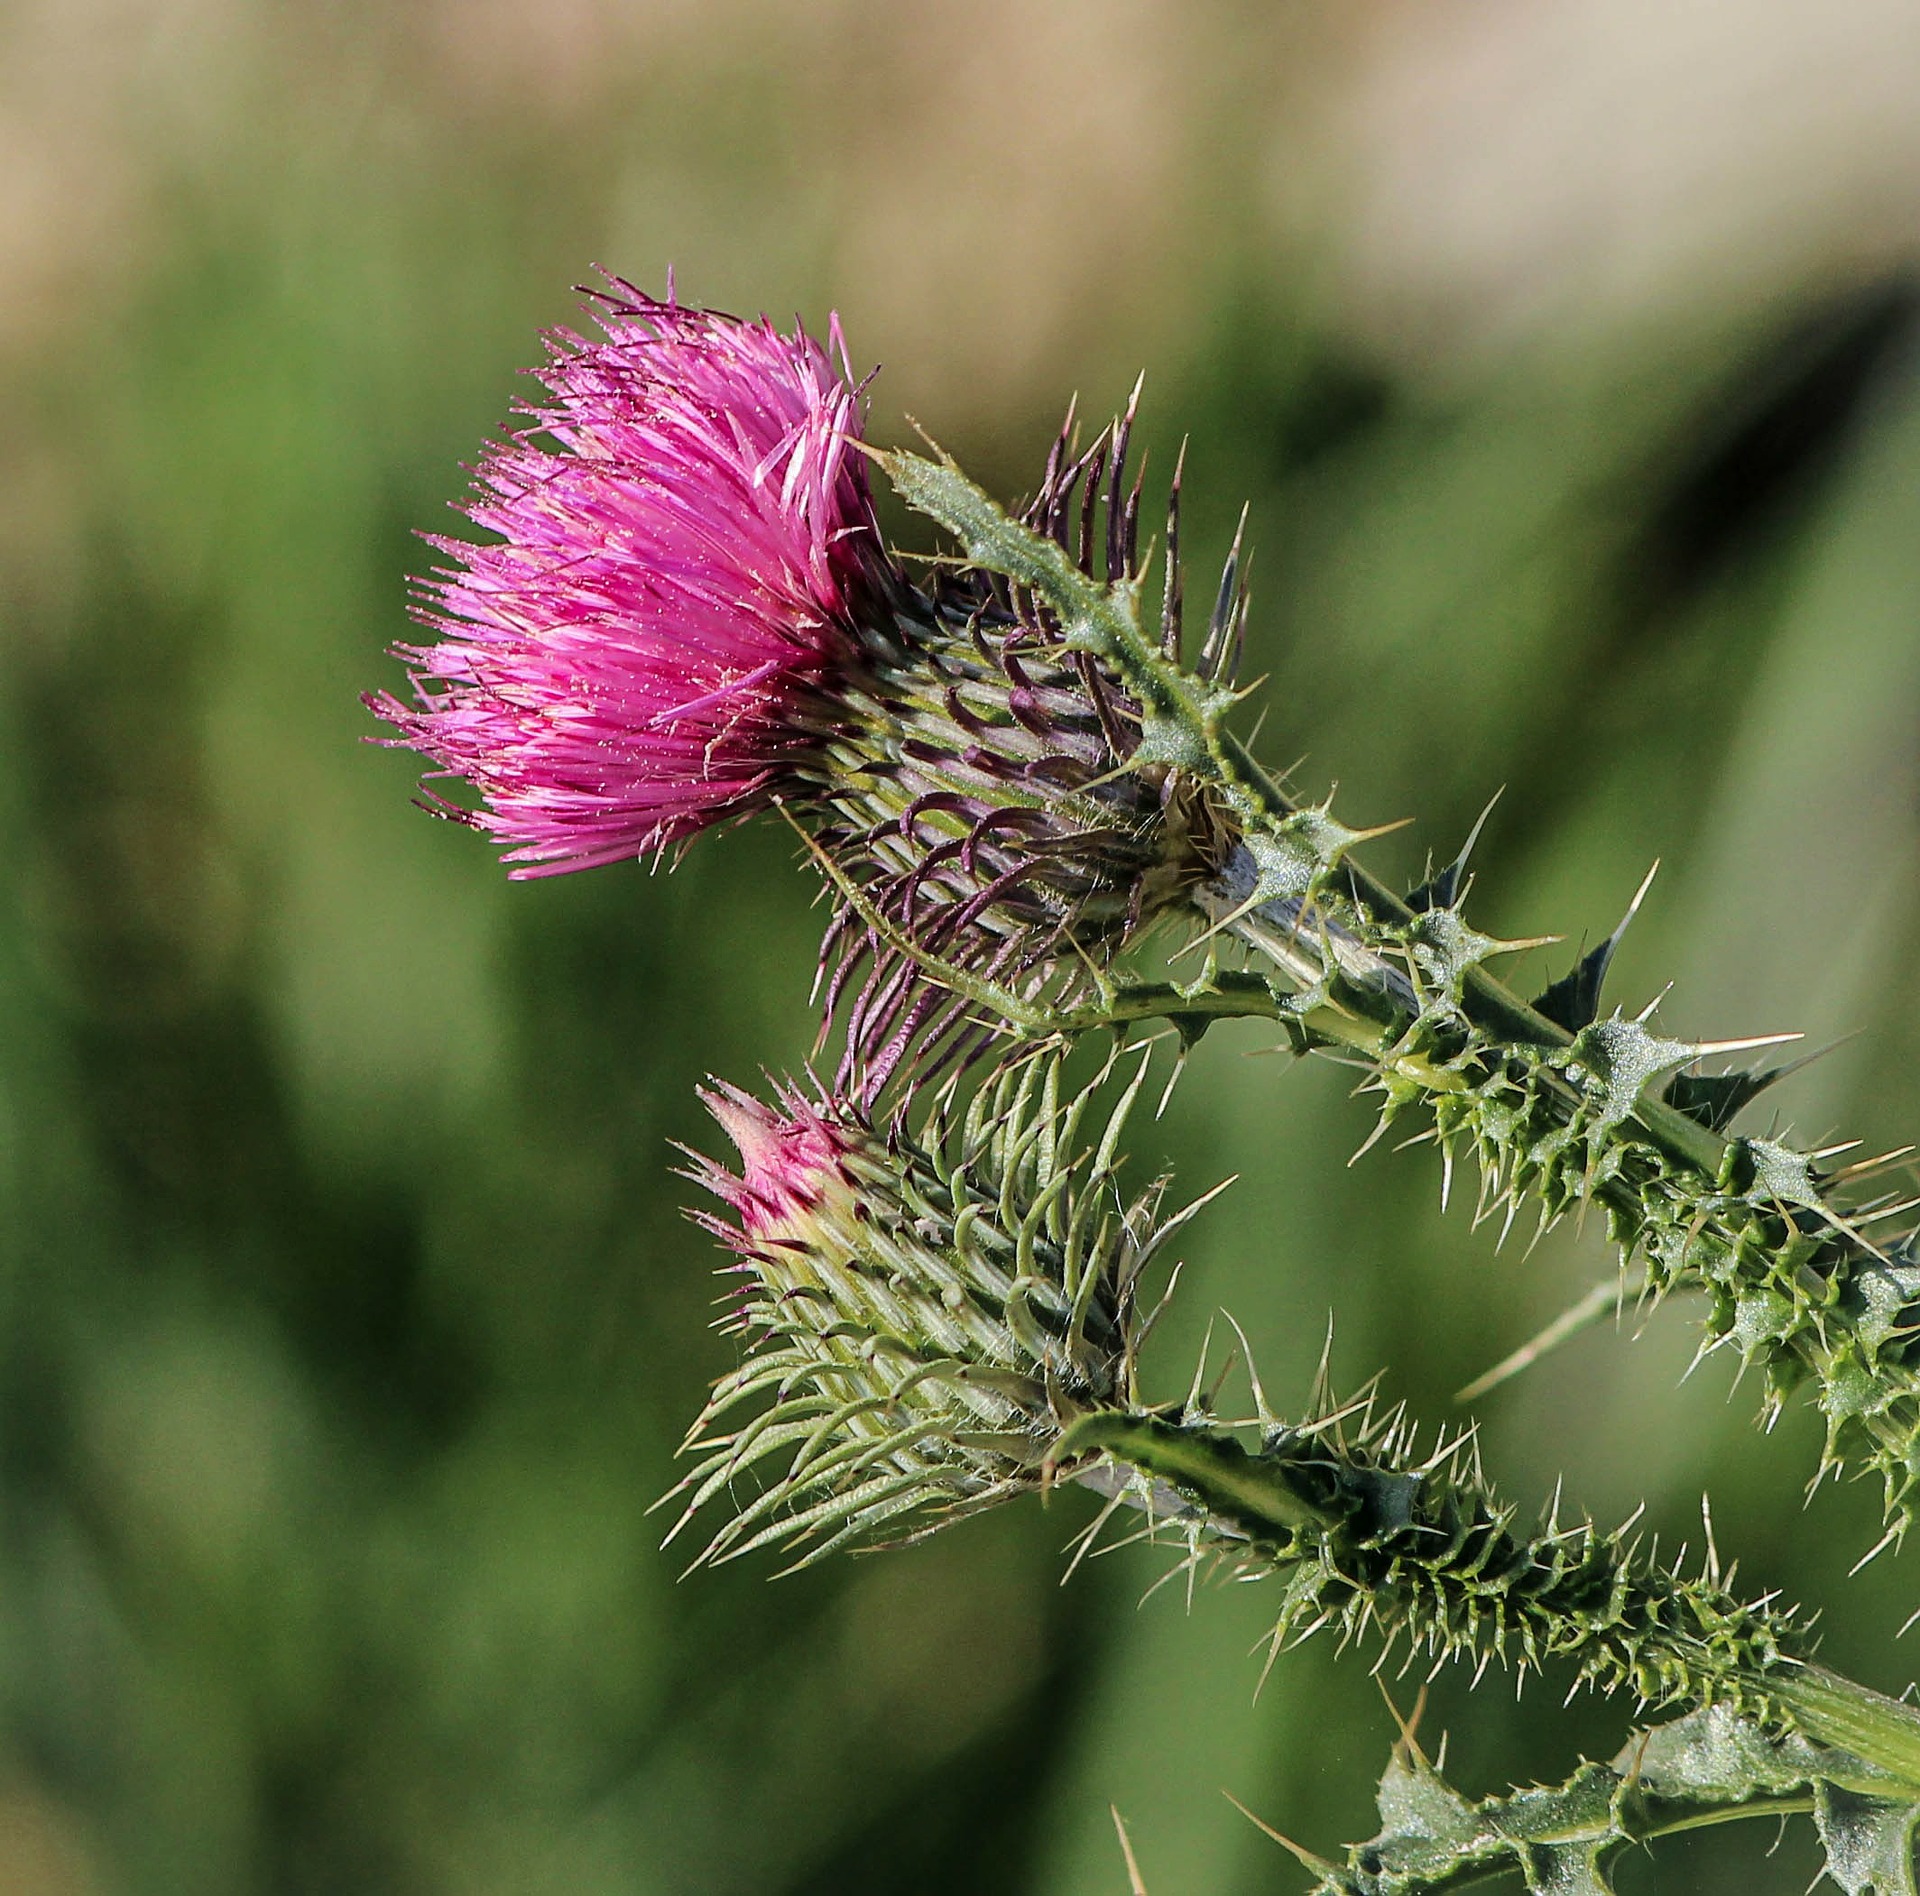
[1056,1408,1339,1536]
[1775,1666,1920,1792]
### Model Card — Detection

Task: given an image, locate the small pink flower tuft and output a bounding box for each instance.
[367,276,885,876]
[695,1080,849,1243]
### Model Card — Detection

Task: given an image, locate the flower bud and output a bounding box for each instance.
[670,1058,1169,1567]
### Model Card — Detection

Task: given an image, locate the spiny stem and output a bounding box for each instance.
[1061,1406,1920,1795]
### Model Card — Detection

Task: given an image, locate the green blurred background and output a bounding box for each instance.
[5,2,1920,1889]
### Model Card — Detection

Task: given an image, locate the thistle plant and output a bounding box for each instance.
[675,1055,1809,1717]
[369,277,1920,1890]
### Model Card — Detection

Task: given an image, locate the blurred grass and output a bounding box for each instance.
[3,5,1920,1892]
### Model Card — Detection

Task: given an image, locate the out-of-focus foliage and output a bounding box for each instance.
[3,3,1920,1891]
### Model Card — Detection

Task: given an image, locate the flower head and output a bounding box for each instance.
[367,276,887,875]
[671,1056,1164,1565]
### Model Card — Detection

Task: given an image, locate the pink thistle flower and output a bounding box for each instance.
[366,276,888,876]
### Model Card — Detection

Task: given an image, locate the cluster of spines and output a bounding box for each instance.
[1359,913,1920,1532]
[869,436,1920,1544]
[1060,1370,1807,1726]
[1271,1412,1797,1716]
[809,633,1167,1103]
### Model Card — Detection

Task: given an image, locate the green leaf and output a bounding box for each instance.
[1815,1784,1920,1896]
